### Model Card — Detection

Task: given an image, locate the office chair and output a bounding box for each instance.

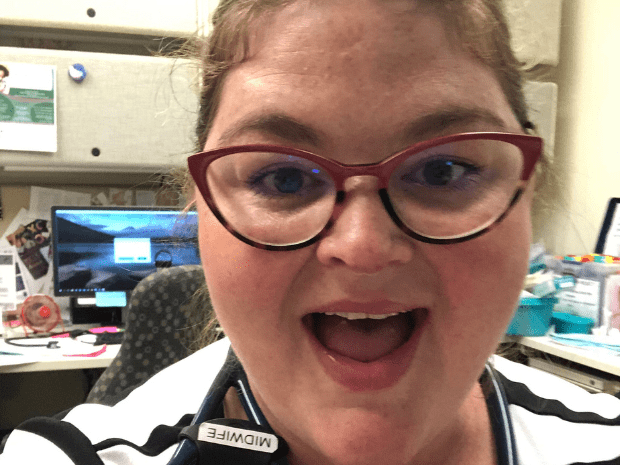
[86,265,216,406]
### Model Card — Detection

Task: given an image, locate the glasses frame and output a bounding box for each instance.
[188,131,543,251]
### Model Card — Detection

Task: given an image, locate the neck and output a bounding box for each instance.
[413,382,497,465]
[224,383,497,465]
[223,387,250,421]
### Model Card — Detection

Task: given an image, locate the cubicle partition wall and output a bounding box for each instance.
[0,0,562,185]
[0,48,198,176]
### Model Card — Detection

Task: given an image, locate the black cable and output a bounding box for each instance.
[5,336,58,348]
[4,329,91,348]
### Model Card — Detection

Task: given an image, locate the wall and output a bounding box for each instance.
[539,0,620,255]
[3,0,616,256]
[0,182,185,238]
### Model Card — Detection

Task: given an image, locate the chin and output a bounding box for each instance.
[294,410,420,465]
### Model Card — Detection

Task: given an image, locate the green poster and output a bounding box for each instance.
[0,62,57,152]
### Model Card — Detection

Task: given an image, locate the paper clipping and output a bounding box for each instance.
[0,62,57,152]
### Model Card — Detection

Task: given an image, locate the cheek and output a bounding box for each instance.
[196,193,309,343]
[434,198,532,340]
[197,200,262,327]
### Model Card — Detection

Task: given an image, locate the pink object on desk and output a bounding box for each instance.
[89,326,120,334]
[64,345,107,358]
[607,275,620,331]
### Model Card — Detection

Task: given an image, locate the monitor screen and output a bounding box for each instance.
[595,198,620,256]
[51,206,200,298]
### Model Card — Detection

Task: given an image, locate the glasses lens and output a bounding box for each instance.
[388,138,524,239]
[206,150,337,246]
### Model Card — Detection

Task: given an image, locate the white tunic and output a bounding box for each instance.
[2,338,620,465]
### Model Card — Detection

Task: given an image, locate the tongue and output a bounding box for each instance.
[314,313,413,362]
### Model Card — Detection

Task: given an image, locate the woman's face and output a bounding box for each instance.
[197,1,533,464]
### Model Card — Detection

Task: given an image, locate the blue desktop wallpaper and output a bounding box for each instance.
[53,209,200,295]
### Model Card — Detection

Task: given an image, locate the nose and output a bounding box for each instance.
[315,177,414,273]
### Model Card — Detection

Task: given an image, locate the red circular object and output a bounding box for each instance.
[39,305,51,318]
[20,295,61,333]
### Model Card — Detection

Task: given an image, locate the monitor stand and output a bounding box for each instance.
[70,297,123,326]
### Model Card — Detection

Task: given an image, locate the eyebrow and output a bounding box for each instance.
[217,113,324,148]
[400,106,509,143]
[216,105,508,150]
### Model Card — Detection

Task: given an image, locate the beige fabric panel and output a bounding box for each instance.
[504,0,563,66]
[524,81,558,158]
[0,0,198,37]
[0,47,198,173]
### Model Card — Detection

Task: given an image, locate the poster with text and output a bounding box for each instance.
[0,62,57,152]
[0,209,53,297]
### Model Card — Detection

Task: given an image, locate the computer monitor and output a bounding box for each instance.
[51,206,200,324]
[594,198,620,256]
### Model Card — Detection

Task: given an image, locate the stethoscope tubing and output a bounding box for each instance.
[484,363,519,465]
[167,348,246,465]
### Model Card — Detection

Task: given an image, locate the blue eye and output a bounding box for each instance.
[272,168,304,193]
[401,158,479,189]
[246,162,329,200]
[422,160,466,186]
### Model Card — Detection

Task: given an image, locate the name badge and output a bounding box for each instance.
[196,423,279,453]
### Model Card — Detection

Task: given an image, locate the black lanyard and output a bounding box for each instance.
[168,352,517,465]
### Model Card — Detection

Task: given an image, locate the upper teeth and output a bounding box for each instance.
[324,312,400,320]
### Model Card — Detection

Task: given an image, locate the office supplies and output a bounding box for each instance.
[604,274,620,331]
[64,345,107,357]
[544,256,620,326]
[551,312,595,334]
[532,275,576,297]
[506,291,556,336]
[68,63,87,82]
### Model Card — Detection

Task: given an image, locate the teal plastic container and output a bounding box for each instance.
[551,312,595,334]
[506,296,556,336]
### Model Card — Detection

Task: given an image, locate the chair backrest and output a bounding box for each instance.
[86,265,214,405]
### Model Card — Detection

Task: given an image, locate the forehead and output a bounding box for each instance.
[207,0,518,154]
[251,1,443,75]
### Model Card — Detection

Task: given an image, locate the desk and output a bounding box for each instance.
[505,335,620,393]
[0,343,120,373]
[0,337,120,431]
[0,332,121,373]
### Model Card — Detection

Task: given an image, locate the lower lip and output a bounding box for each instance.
[305,310,429,392]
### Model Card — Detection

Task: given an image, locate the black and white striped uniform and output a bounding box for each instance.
[1,338,619,465]
[492,355,620,464]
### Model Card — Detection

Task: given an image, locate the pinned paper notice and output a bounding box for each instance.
[0,62,57,152]
[0,248,17,335]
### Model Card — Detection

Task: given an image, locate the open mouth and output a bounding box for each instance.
[303,309,427,363]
